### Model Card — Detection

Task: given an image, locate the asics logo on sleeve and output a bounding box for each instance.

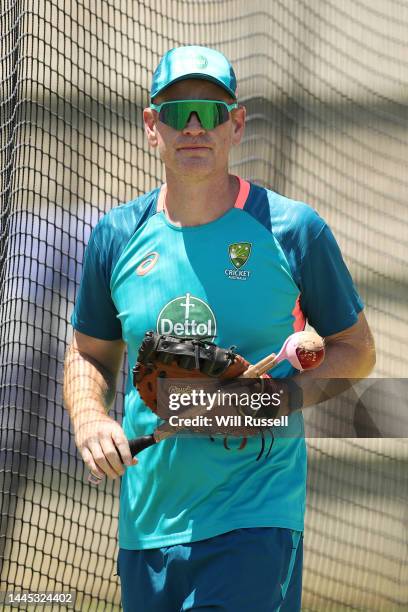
[136,252,159,276]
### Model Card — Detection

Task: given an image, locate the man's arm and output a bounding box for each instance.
[291,311,376,410]
[63,330,136,480]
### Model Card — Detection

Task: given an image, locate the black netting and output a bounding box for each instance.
[1,1,407,610]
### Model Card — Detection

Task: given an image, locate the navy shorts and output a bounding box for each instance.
[117,527,303,611]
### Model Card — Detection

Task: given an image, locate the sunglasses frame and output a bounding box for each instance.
[150,99,239,130]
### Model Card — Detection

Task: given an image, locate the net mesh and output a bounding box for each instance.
[1,0,407,610]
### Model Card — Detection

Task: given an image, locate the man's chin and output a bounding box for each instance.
[175,159,216,178]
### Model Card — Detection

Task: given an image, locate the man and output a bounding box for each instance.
[64,46,375,611]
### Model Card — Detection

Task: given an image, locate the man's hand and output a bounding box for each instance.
[74,412,137,480]
[289,311,376,412]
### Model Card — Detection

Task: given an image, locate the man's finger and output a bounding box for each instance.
[81,446,105,479]
[98,436,126,477]
[88,439,122,479]
[112,431,137,467]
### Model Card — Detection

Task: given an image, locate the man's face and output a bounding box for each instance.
[143,79,246,180]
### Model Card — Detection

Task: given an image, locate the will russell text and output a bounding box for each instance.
[168,415,289,428]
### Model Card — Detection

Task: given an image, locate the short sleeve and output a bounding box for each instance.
[299,225,364,336]
[71,226,122,340]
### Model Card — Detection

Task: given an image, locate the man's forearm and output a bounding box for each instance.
[63,339,134,479]
[63,342,117,426]
[291,329,376,411]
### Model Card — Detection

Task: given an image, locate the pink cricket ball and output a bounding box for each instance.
[294,332,325,370]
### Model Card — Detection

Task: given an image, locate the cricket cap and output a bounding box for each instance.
[150,45,237,100]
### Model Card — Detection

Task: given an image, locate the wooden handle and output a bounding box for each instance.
[241,353,277,378]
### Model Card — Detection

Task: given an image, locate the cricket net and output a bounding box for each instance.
[1,1,407,609]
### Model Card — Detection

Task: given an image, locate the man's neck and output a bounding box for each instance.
[160,173,240,227]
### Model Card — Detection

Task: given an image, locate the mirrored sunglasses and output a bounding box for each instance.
[150,99,238,130]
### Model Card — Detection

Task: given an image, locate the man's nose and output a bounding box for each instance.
[182,112,206,135]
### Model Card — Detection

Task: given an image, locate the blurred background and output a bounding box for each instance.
[1,0,407,609]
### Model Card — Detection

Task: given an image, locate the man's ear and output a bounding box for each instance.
[231,105,246,146]
[143,108,158,147]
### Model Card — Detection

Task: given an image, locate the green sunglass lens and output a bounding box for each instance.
[159,102,230,130]
[194,104,228,129]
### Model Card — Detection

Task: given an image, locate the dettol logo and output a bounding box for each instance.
[157,293,216,340]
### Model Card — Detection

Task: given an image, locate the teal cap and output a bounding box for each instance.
[150,46,237,100]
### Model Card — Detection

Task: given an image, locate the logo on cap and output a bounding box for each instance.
[195,54,208,69]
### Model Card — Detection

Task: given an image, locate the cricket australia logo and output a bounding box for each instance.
[225,242,252,281]
[157,293,216,340]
